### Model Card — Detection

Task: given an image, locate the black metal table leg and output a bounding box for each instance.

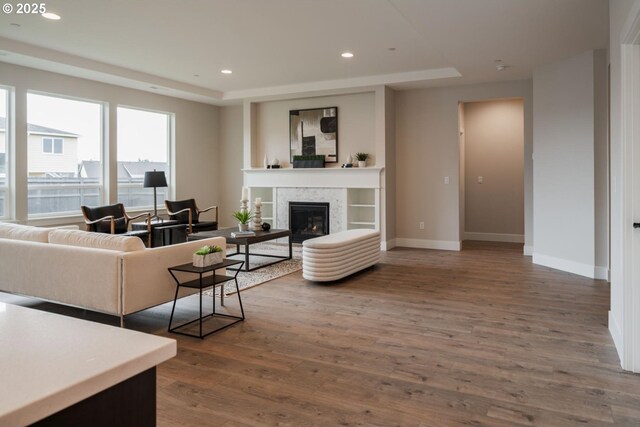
[245,242,250,271]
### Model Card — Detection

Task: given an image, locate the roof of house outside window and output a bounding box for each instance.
[0,117,79,137]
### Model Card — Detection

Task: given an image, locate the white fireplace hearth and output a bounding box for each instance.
[243,167,383,236]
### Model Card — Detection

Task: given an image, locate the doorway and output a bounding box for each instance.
[459,98,525,248]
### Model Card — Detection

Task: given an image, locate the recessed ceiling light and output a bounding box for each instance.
[42,12,61,20]
[388,47,396,51]
[496,65,507,71]
[221,69,232,74]
[341,52,354,58]
[9,23,20,27]
[193,74,200,77]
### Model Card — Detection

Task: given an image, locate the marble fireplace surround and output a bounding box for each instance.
[243,167,383,233]
[277,188,346,232]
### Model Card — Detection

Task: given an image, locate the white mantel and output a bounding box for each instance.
[243,167,384,189]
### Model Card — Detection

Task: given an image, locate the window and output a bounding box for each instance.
[42,137,64,154]
[0,87,10,218]
[27,93,103,217]
[117,107,171,209]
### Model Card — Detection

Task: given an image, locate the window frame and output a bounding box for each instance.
[116,105,174,211]
[0,85,13,220]
[26,90,106,219]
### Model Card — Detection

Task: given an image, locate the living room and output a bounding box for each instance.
[2,0,640,425]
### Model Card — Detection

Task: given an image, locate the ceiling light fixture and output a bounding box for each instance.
[221,69,232,74]
[341,52,354,58]
[41,12,61,20]
[496,64,507,71]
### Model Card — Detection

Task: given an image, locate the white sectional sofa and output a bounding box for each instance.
[0,222,225,323]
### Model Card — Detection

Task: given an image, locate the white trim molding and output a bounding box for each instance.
[594,266,610,281]
[463,232,524,243]
[616,1,640,373]
[523,245,533,256]
[609,311,624,363]
[396,238,461,251]
[381,238,396,251]
[243,167,383,189]
[532,252,597,279]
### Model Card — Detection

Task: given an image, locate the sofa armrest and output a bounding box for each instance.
[120,237,226,315]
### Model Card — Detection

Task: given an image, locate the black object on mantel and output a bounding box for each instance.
[267,165,281,169]
[634,223,640,228]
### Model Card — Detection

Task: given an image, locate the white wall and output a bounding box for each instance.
[463,99,524,241]
[532,50,607,279]
[394,80,533,251]
[253,92,376,168]
[384,86,396,248]
[0,63,220,225]
[219,105,243,228]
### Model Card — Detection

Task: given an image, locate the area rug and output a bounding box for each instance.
[204,242,302,296]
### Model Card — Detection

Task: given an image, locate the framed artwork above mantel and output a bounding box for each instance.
[289,107,338,163]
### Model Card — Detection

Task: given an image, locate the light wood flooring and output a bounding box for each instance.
[4,241,640,426]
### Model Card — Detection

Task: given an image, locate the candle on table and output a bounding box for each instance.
[242,187,248,201]
[255,197,262,206]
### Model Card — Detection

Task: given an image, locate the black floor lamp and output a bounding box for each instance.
[143,169,167,221]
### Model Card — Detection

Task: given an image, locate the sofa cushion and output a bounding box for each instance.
[49,229,145,252]
[0,222,50,243]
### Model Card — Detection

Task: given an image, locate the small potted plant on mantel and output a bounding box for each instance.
[193,245,223,267]
[232,210,253,231]
[355,152,369,168]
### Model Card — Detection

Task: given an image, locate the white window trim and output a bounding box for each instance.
[115,105,174,209]
[27,91,106,219]
[0,85,13,220]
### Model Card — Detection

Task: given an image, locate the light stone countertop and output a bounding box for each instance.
[0,303,176,427]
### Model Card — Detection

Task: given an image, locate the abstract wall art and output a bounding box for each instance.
[289,107,338,163]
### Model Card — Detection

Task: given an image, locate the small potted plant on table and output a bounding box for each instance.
[355,152,369,168]
[233,210,253,231]
[193,245,223,267]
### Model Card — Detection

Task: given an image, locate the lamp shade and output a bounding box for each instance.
[143,170,167,188]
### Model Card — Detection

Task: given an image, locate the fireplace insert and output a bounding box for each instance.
[289,202,329,243]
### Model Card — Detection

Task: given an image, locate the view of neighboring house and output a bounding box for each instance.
[0,116,80,177]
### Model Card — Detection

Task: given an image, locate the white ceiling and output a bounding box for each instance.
[0,0,608,104]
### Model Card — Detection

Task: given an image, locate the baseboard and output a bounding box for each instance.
[395,238,461,251]
[609,311,624,363]
[523,245,533,256]
[381,239,396,251]
[463,232,524,243]
[532,252,596,278]
[595,266,610,281]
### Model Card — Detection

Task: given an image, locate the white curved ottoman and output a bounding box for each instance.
[303,229,381,281]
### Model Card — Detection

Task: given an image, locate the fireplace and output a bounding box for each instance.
[289,202,330,243]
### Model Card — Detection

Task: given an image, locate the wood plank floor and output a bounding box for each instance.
[4,241,640,426]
